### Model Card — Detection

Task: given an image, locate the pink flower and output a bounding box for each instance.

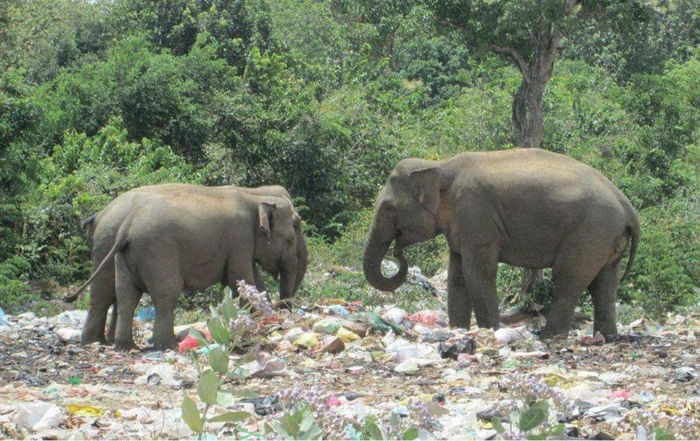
[178,335,199,353]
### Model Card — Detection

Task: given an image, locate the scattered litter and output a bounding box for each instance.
[14,401,65,431]
[293,332,319,349]
[134,363,179,387]
[55,327,81,343]
[381,307,407,325]
[1,288,698,441]
[672,367,695,383]
[438,337,476,360]
[135,307,156,322]
[312,318,341,334]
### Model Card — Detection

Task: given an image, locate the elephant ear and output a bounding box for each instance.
[258,201,277,237]
[409,167,442,215]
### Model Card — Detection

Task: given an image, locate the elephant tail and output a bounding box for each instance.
[64,212,132,303]
[620,212,640,282]
[81,214,97,229]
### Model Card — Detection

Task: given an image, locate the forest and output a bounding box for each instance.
[0,0,698,319]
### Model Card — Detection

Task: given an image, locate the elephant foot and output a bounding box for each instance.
[114,339,139,351]
[275,298,294,311]
[80,333,107,345]
[539,324,571,340]
[593,324,618,343]
[152,335,177,351]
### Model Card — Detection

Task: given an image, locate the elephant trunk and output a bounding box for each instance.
[293,229,308,293]
[279,251,298,301]
[363,215,408,292]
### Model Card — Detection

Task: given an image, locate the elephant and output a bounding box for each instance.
[363,148,640,339]
[67,183,307,346]
[72,187,300,350]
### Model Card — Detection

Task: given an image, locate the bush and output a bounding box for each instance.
[619,197,699,318]
[19,117,197,284]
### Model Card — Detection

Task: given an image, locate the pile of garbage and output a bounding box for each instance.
[0,298,698,439]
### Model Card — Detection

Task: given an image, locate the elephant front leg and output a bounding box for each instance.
[447,250,472,329]
[461,245,500,329]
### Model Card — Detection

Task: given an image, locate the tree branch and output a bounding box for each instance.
[563,0,581,16]
[489,44,529,78]
[438,19,464,30]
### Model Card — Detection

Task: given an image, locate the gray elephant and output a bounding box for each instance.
[363,148,640,339]
[65,183,308,345]
[71,186,301,349]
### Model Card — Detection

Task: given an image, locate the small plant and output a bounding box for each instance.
[491,374,572,440]
[266,403,324,440]
[180,282,274,438]
[492,400,566,440]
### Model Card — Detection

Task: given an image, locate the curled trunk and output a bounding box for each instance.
[363,216,408,291]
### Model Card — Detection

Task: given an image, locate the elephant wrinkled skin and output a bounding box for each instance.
[363,148,640,339]
[70,185,303,349]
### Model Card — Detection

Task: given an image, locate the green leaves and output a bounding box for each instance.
[208,347,229,375]
[181,395,204,433]
[268,404,323,440]
[207,316,231,346]
[197,370,219,405]
[208,411,251,424]
[519,400,548,432]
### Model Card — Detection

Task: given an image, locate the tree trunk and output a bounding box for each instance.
[508,28,560,295]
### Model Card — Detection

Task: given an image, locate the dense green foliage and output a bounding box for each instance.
[0,0,697,317]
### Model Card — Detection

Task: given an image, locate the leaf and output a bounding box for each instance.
[402,427,419,440]
[545,423,566,437]
[301,424,324,440]
[207,411,251,423]
[189,328,209,347]
[492,417,506,434]
[299,406,315,432]
[221,293,238,322]
[197,369,219,405]
[208,347,229,375]
[207,316,231,345]
[216,392,234,407]
[362,416,385,440]
[519,404,547,432]
[654,428,676,440]
[181,395,203,433]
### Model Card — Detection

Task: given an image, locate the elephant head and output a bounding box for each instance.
[255,199,299,299]
[241,185,308,293]
[363,158,449,291]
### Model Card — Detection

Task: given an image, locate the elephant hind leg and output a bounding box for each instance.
[588,261,622,340]
[447,250,472,329]
[141,273,183,351]
[114,255,141,351]
[544,250,604,338]
[80,269,115,345]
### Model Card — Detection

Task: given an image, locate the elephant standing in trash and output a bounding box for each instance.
[363,148,640,339]
[67,183,307,346]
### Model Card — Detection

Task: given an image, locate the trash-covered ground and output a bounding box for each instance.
[0,272,698,440]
